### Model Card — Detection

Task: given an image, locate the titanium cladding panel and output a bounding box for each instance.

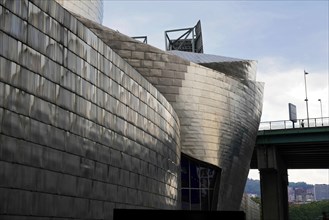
[0,0,181,219]
[55,0,104,24]
[80,21,264,211]
[181,63,264,210]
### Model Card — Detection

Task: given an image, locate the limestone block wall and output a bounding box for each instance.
[78,16,264,211]
[76,15,190,105]
[0,0,180,219]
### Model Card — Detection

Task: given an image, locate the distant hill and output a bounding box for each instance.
[244,178,316,197]
[244,178,261,196]
[288,182,314,189]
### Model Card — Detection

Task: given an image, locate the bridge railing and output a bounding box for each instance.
[259,117,329,130]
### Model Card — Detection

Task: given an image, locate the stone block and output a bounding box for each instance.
[15,165,37,191]
[118,49,132,58]
[145,77,158,85]
[144,52,159,61]
[6,188,32,215]
[131,51,144,59]
[164,94,177,102]
[158,77,173,86]
[58,173,77,196]
[43,147,63,172]
[36,169,58,194]
[90,199,104,219]
[92,180,107,200]
[1,0,28,20]
[77,176,92,198]
[172,79,182,87]
[135,67,150,76]
[0,134,17,162]
[55,194,75,217]
[0,8,27,43]
[141,60,153,68]
[62,152,80,176]
[32,192,55,217]
[175,71,185,79]
[103,202,115,219]
[153,61,165,69]
[149,68,161,77]
[118,41,136,51]
[80,157,95,178]
[94,161,108,182]
[2,109,26,139]
[73,197,90,219]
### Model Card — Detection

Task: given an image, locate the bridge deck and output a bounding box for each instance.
[251,118,329,169]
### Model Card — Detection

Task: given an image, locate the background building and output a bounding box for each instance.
[315,184,329,201]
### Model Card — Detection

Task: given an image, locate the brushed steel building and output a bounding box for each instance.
[0,0,264,219]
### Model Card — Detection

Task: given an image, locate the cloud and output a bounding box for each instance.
[249,169,329,185]
[257,56,328,121]
[288,169,329,185]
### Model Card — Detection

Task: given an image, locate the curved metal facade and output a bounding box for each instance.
[78,17,264,211]
[0,0,180,218]
[55,0,103,24]
[179,62,263,210]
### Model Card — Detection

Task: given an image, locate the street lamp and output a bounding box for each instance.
[304,70,310,127]
[318,99,323,126]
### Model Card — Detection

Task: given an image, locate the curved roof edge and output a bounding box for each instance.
[167,50,254,64]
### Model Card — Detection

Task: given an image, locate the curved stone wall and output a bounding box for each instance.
[0,0,180,219]
[78,17,264,211]
[55,0,103,24]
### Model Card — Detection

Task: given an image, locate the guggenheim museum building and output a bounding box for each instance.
[0,0,264,219]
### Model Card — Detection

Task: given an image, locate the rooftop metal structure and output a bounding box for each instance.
[165,20,203,53]
[132,36,147,44]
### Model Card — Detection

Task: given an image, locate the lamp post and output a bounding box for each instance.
[304,70,310,127]
[318,99,323,126]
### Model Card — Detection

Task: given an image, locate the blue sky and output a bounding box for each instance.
[102,1,329,184]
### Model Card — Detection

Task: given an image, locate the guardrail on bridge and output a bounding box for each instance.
[259,117,329,130]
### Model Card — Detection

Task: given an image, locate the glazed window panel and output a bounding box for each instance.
[190,189,200,210]
[181,155,189,188]
[180,153,220,211]
[201,188,209,210]
[181,189,190,210]
[190,163,199,188]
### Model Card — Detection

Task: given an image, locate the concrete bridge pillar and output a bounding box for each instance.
[257,145,289,220]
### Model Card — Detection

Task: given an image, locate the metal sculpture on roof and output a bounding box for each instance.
[165,20,204,53]
[132,36,148,44]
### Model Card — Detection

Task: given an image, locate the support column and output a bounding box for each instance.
[257,145,288,220]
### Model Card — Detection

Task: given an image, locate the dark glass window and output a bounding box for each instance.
[181,156,189,188]
[201,188,209,210]
[190,163,199,188]
[191,189,200,210]
[181,189,190,210]
[180,153,221,210]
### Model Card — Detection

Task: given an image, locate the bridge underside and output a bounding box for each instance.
[250,126,329,220]
[251,126,329,169]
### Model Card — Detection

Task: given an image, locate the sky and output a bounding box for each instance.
[101,0,329,185]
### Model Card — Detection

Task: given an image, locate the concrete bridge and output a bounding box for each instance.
[250,117,329,220]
